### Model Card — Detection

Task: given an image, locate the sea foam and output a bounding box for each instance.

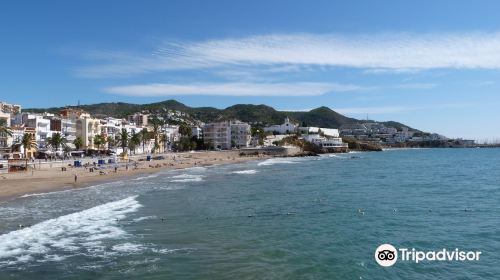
[231,170,258,174]
[257,158,300,166]
[170,174,204,183]
[19,189,73,198]
[0,196,141,266]
[132,174,159,181]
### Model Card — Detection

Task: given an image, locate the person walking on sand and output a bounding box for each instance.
[74,174,78,184]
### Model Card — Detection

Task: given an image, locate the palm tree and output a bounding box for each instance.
[140,128,149,153]
[73,137,83,150]
[21,133,37,159]
[47,132,67,151]
[106,135,116,149]
[0,118,12,137]
[150,117,164,153]
[93,134,106,152]
[129,131,141,154]
[119,128,129,154]
[160,134,168,152]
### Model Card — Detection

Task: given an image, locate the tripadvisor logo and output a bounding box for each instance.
[375,244,398,267]
[375,244,481,267]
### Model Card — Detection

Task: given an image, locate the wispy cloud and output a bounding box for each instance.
[104,82,366,97]
[77,32,500,78]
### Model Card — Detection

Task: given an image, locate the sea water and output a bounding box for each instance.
[0,149,499,279]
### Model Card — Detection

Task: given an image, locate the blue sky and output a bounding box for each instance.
[1,0,500,140]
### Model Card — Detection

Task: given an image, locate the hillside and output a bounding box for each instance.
[286,106,358,128]
[25,99,416,130]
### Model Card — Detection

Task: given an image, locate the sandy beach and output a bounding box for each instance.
[0,151,270,201]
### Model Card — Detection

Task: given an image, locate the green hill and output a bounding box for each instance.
[25,99,416,130]
[286,106,358,128]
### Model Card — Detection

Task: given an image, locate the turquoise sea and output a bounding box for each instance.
[0,149,499,279]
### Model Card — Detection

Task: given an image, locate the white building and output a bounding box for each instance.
[10,126,36,158]
[298,126,320,134]
[128,113,148,127]
[394,127,413,143]
[191,127,202,139]
[203,121,231,150]
[61,119,77,142]
[48,118,77,144]
[303,134,347,149]
[230,121,251,148]
[164,125,180,149]
[203,120,251,150]
[0,102,21,151]
[76,117,101,150]
[264,117,297,135]
[25,114,52,151]
[0,111,11,156]
[100,117,124,142]
[339,123,368,136]
[298,127,339,137]
[319,128,339,137]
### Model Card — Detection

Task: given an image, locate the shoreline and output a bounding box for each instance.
[3,147,473,202]
[0,151,272,202]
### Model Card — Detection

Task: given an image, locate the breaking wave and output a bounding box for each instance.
[0,196,141,267]
[257,158,301,166]
[232,170,258,174]
[170,174,204,183]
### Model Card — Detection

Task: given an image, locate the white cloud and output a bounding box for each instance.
[78,32,500,77]
[103,80,437,97]
[104,82,365,97]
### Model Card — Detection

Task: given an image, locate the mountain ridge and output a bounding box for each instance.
[25,99,417,131]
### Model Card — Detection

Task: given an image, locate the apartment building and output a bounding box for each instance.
[203,120,251,150]
[128,113,149,127]
[230,121,251,148]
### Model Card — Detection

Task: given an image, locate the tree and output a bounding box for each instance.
[129,131,141,154]
[251,127,265,145]
[0,118,12,137]
[63,145,72,155]
[119,128,129,154]
[73,137,83,150]
[93,134,106,152]
[140,128,149,153]
[150,117,164,153]
[178,123,192,139]
[160,134,168,153]
[107,135,116,149]
[192,135,205,150]
[47,132,67,151]
[174,123,193,152]
[21,133,37,159]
